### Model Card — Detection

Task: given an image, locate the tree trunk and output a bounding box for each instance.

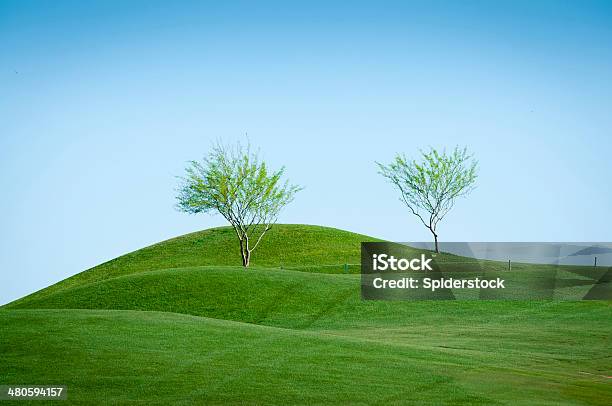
[239,238,250,268]
[431,230,439,253]
[243,250,251,267]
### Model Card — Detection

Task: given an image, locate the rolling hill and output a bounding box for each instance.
[1,225,611,404]
[5,224,381,308]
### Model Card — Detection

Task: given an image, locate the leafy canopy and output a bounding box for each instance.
[177,142,301,258]
[377,146,478,235]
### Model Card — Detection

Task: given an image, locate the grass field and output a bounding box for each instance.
[1,225,611,404]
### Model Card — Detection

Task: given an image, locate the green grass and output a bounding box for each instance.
[5,225,380,307]
[1,225,611,404]
[1,308,610,405]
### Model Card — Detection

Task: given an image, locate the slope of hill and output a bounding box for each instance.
[5,265,609,332]
[1,224,611,404]
[6,225,381,307]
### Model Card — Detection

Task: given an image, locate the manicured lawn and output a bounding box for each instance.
[1,309,610,405]
[1,225,610,404]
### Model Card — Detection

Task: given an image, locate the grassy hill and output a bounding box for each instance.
[6,225,380,307]
[1,224,611,404]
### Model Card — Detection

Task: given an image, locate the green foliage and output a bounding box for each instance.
[176,142,301,266]
[377,146,478,251]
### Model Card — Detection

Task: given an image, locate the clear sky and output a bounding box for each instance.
[1,0,611,304]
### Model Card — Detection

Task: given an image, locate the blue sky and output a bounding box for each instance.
[1,0,611,304]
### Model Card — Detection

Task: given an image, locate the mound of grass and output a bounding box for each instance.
[7,225,380,307]
[6,267,357,329]
[6,266,610,334]
[6,266,611,379]
[2,224,611,404]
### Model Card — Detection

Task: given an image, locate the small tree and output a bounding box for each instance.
[377,146,478,253]
[176,142,301,267]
